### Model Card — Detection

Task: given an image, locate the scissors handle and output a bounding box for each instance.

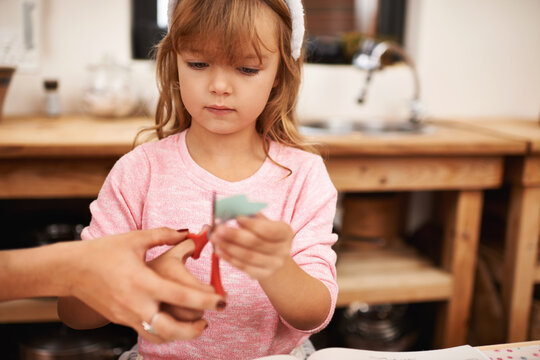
[187,231,208,259]
[186,231,225,296]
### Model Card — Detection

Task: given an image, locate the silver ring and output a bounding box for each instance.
[142,313,160,335]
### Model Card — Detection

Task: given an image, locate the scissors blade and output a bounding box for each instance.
[210,191,216,232]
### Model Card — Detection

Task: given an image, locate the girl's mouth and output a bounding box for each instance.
[206,105,235,115]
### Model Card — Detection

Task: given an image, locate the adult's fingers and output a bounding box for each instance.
[135,313,168,344]
[148,252,213,292]
[161,303,204,322]
[164,238,196,263]
[138,227,189,249]
[149,274,224,311]
[150,312,208,342]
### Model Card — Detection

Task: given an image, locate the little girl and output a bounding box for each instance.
[58,0,338,358]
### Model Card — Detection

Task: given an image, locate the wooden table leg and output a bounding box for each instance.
[436,190,483,347]
[502,185,540,342]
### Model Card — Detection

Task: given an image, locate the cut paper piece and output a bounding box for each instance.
[215,194,267,222]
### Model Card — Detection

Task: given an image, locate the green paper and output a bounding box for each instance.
[215,194,267,222]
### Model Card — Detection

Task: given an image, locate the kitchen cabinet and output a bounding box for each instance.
[313,119,525,347]
[0,115,528,348]
[442,119,540,343]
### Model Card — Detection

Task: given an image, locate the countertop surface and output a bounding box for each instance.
[0,115,530,158]
[443,118,540,154]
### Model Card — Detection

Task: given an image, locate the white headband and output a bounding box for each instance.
[167,0,305,60]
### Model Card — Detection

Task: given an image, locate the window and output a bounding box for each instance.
[131,0,407,63]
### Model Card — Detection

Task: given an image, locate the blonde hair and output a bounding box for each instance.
[137,0,317,159]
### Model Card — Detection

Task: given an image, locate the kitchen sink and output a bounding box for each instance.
[298,119,434,136]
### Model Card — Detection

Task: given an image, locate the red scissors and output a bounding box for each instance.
[185,192,224,296]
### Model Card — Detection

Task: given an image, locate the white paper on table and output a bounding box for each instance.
[254,345,489,360]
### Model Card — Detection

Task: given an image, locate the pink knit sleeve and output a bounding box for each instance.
[285,156,339,334]
[81,147,151,240]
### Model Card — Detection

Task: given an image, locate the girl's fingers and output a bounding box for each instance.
[235,214,291,242]
[214,244,283,282]
[212,225,278,255]
[215,239,282,269]
[215,247,273,280]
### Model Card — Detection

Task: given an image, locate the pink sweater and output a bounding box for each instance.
[82,130,338,360]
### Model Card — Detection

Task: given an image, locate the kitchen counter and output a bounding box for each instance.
[0,115,153,198]
[0,115,529,348]
[0,115,153,158]
[0,116,526,158]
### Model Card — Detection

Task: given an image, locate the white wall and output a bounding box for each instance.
[1,0,539,120]
[405,0,540,119]
[1,0,134,115]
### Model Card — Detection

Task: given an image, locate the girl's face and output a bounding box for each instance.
[176,8,280,138]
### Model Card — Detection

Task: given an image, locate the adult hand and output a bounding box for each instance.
[66,228,224,344]
[209,214,294,280]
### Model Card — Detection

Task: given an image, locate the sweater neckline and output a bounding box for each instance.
[176,130,281,193]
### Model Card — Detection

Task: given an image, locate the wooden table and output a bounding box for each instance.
[0,115,528,348]
[443,118,540,343]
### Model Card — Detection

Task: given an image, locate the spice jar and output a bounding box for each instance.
[43,79,60,117]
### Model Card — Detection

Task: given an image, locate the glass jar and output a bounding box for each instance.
[81,57,138,117]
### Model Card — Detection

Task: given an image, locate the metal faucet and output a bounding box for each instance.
[352,39,423,124]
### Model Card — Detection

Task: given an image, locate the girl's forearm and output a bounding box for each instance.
[57,296,109,329]
[258,256,331,331]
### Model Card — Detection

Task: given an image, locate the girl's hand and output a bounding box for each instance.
[210,214,294,280]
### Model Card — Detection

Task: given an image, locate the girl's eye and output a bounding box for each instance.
[187,62,208,70]
[238,67,259,75]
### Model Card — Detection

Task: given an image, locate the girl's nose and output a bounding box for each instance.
[209,69,232,96]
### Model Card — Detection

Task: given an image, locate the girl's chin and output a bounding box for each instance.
[192,122,257,136]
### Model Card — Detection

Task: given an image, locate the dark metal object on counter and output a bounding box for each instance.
[19,324,134,360]
[34,223,84,246]
[339,302,418,351]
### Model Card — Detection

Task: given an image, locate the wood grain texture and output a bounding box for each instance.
[442,118,540,154]
[326,156,503,191]
[336,247,452,306]
[0,158,115,198]
[0,115,521,343]
[502,186,540,342]
[0,115,153,158]
[436,190,483,348]
[505,156,540,186]
[309,120,526,156]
